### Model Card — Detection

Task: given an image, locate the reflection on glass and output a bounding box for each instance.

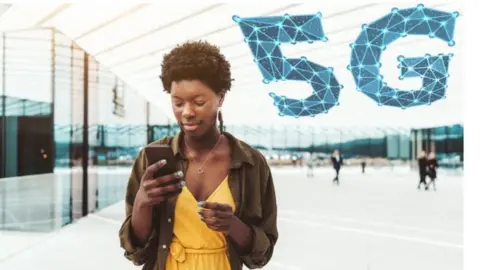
[0,29,169,233]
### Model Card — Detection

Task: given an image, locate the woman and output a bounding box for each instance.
[119,41,278,270]
[426,152,438,191]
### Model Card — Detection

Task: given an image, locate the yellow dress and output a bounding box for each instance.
[165,176,234,270]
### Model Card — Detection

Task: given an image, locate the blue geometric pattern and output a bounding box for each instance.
[233,13,343,117]
[348,4,459,108]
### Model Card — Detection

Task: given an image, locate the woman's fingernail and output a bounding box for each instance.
[180,181,186,187]
[197,201,204,207]
[159,159,166,165]
[176,171,184,178]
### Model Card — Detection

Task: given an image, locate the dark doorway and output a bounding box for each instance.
[0,116,53,177]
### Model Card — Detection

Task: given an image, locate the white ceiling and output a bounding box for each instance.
[0,2,463,128]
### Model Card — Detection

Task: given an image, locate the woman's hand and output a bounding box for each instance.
[198,201,254,253]
[197,202,236,234]
[135,160,185,208]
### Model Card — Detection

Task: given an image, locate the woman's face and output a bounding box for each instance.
[170,80,224,138]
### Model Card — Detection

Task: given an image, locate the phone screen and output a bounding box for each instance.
[144,145,178,178]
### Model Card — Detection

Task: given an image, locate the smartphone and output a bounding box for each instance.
[144,144,178,178]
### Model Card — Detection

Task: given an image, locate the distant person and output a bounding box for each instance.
[331,150,343,185]
[307,154,314,177]
[361,159,366,174]
[426,152,439,191]
[417,150,428,190]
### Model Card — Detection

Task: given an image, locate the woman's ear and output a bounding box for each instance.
[218,90,226,107]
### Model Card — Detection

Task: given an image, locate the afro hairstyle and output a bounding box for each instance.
[160,40,233,94]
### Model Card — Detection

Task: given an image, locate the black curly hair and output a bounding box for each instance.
[160,40,232,133]
[160,40,233,94]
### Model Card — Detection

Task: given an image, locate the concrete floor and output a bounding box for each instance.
[0,167,463,270]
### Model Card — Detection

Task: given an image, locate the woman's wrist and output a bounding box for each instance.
[227,216,253,254]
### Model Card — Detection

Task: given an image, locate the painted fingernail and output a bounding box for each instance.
[180,181,186,187]
[176,171,184,178]
[197,201,204,207]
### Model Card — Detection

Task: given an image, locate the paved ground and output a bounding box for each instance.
[0,167,463,270]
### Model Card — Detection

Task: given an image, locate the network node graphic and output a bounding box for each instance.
[349,4,458,108]
[233,14,343,117]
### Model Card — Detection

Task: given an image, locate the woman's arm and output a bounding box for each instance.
[119,150,157,266]
[227,216,254,252]
[237,164,278,269]
[131,201,155,246]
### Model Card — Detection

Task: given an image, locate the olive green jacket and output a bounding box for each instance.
[119,131,278,269]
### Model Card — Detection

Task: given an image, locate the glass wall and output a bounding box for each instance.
[0,28,171,232]
[150,123,460,169]
[411,124,464,169]
[221,125,411,167]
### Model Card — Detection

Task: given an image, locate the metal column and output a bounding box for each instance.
[50,28,56,228]
[1,33,6,228]
[82,52,89,217]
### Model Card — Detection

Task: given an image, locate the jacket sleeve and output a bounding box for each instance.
[240,161,279,269]
[118,149,157,266]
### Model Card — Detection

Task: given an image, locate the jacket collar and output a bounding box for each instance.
[170,131,255,167]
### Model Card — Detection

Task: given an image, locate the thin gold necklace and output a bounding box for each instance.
[184,135,223,174]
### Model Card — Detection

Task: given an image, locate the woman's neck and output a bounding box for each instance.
[184,128,222,154]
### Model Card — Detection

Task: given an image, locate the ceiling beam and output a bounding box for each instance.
[93,4,224,56]
[110,1,452,78]
[108,3,376,75]
[0,4,12,19]
[104,3,302,67]
[74,4,150,40]
[35,4,72,26]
